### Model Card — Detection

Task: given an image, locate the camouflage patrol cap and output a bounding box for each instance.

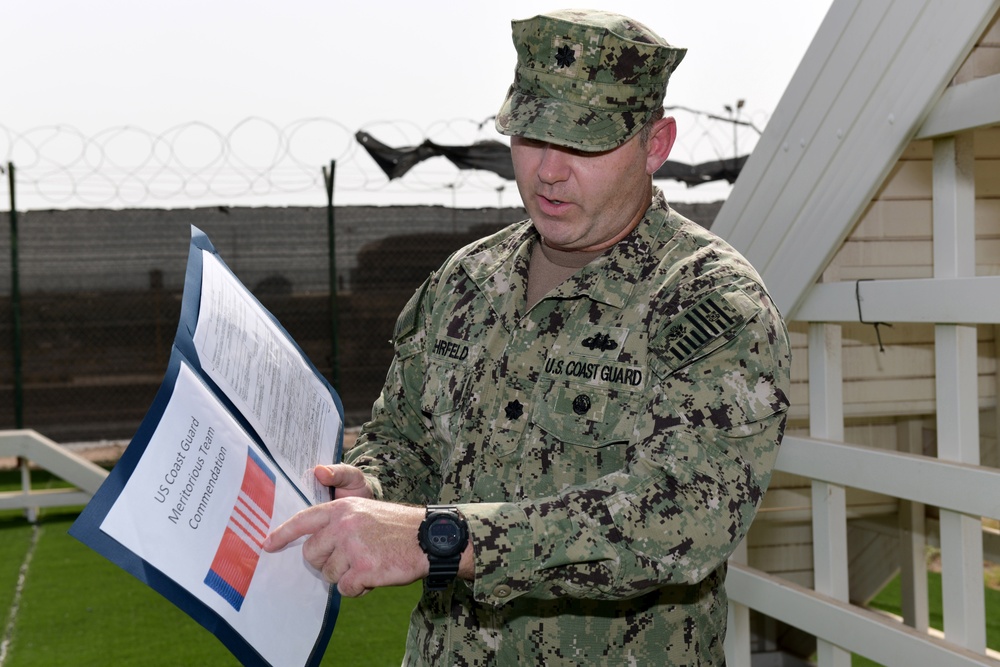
[495,9,686,152]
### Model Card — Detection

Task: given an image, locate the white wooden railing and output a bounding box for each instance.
[0,429,109,520]
[4,424,997,665]
[725,436,1000,666]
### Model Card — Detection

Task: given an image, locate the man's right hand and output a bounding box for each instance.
[314,463,374,500]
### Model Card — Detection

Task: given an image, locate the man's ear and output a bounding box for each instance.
[645,116,677,175]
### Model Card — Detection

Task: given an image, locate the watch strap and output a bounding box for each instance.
[420,505,468,591]
[425,552,462,591]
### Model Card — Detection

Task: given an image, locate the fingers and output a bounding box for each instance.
[262,504,331,553]
[315,543,349,584]
[313,464,349,487]
[314,464,372,499]
[263,497,427,595]
[266,505,365,596]
[335,570,371,598]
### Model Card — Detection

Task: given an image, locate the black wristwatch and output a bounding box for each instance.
[417,505,469,590]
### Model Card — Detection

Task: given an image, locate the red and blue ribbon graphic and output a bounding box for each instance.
[204,449,276,611]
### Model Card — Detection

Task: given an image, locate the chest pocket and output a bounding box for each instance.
[533,376,640,448]
[419,361,470,450]
[420,361,468,415]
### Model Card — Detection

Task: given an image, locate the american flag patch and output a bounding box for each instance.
[663,292,749,368]
[204,449,276,611]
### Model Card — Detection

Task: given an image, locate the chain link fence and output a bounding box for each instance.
[0,205,534,440]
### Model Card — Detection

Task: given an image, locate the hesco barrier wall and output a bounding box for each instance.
[0,201,721,442]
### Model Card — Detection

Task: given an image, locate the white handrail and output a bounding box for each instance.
[775,436,1000,520]
[727,563,999,666]
[0,430,109,514]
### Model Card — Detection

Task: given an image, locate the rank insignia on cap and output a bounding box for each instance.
[555,44,576,68]
[495,10,687,152]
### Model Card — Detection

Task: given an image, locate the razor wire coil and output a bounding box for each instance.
[0,109,766,209]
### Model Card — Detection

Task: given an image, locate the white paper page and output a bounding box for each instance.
[193,251,339,505]
[101,363,331,667]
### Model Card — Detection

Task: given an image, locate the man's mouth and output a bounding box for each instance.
[537,194,571,215]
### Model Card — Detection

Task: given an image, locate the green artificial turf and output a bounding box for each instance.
[0,469,50,639]
[0,509,419,666]
[851,570,1000,667]
[328,583,421,663]
[1,466,419,665]
[4,500,996,667]
[0,522,34,621]
[3,462,996,667]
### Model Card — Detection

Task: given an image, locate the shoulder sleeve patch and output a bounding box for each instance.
[654,287,760,373]
[393,277,430,343]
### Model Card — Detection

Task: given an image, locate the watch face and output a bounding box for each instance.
[426,516,463,556]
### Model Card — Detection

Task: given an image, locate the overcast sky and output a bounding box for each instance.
[1,1,834,209]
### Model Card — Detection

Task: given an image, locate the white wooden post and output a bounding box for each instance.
[19,455,38,523]
[725,539,752,667]
[809,321,851,667]
[897,419,929,633]
[994,324,1000,470]
[933,133,986,653]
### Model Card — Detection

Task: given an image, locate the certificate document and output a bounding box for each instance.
[71,227,343,667]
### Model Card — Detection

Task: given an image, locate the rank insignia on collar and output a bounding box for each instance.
[505,400,524,420]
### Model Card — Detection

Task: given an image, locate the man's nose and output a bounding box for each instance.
[537,145,571,184]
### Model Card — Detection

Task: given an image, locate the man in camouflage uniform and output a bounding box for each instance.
[266,9,790,666]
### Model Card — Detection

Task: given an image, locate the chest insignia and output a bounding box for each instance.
[582,333,618,352]
[571,394,592,415]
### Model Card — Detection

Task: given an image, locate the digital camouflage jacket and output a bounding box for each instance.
[347,188,791,666]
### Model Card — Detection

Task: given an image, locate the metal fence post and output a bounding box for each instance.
[323,160,339,391]
[7,162,34,522]
[6,162,23,429]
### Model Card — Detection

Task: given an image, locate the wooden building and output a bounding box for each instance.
[716,1,1000,665]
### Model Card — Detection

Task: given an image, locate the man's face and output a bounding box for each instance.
[510,121,673,252]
